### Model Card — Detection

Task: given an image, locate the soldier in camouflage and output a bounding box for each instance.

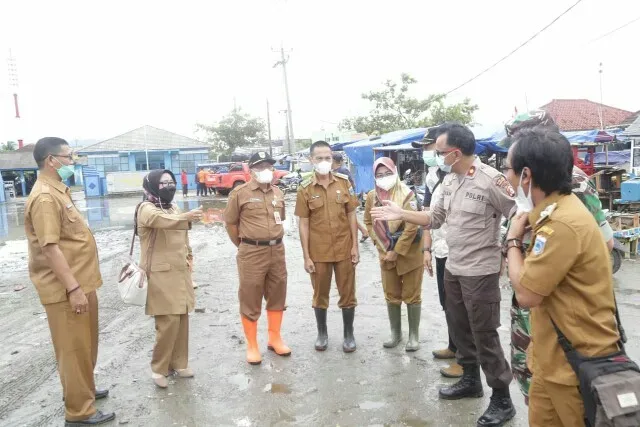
[499,111,615,404]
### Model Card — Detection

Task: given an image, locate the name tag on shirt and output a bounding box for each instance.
[274,211,282,224]
[249,198,262,202]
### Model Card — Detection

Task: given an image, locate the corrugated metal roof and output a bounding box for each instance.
[623,115,640,137]
[78,125,209,153]
[0,150,37,170]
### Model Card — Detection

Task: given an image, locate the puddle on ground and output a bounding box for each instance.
[263,383,291,394]
[358,401,386,410]
[228,373,251,391]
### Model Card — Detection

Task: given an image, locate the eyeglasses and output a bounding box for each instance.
[159,181,176,186]
[501,166,513,173]
[435,149,458,157]
[375,172,395,179]
[51,154,78,161]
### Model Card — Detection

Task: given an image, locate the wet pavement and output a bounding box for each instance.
[1,194,640,426]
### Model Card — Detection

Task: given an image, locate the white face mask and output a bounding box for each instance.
[436,151,458,173]
[314,161,332,175]
[515,169,533,214]
[254,169,273,184]
[375,174,397,191]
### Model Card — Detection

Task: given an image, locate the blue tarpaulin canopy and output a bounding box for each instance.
[343,128,427,193]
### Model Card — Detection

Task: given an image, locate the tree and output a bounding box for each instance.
[339,73,478,134]
[1,141,17,152]
[196,108,266,156]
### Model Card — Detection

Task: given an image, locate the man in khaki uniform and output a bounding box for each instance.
[295,140,360,353]
[24,137,115,426]
[371,123,516,427]
[505,128,619,426]
[224,151,290,365]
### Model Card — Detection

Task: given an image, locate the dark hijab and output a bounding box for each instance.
[142,169,176,209]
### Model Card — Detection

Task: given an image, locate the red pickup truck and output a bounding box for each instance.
[206,162,288,195]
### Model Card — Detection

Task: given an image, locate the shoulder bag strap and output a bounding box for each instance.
[129,202,144,257]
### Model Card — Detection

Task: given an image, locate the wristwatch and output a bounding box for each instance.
[422,247,431,253]
[502,238,522,257]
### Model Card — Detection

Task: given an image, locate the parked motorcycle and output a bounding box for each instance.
[277,170,303,194]
[403,169,424,209]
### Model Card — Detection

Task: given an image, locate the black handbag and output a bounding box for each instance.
[550,297,640,426]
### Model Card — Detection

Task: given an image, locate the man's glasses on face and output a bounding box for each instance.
[435,149,457,157]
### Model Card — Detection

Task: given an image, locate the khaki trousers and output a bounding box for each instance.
[380,265,423,305]
[45,291,98,422]
[310,259,356,309]
[529,375,585,426]
[151,314,189,376]
[237,243,287,321]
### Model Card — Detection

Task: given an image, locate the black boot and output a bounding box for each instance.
[314,308,328,351]
[342,307,356,353]
[439,364,484,400]
[476,388,516,427]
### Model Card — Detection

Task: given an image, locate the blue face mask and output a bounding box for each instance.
[436,151,456,173]
[52,156,75,180]
[422,151,438,167]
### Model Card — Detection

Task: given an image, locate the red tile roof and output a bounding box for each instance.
[540,99,635,131]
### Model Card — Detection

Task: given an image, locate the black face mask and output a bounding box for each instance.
[158,185,176,203]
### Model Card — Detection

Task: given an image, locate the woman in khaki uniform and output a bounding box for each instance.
[364,157,424,351]
[137,169,203,388]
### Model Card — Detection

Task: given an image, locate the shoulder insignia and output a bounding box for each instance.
[467,166,477,177]
[300,178,312,188]
[493,175,515,198]
[536,203,557,225]
[532,234,547,256]
[333,172,348,180]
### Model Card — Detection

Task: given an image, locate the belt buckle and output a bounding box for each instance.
[269,239,277,246]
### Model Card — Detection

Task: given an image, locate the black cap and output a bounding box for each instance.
[248,151,276,168]
[332,152,343,162]
[411,126,441,148]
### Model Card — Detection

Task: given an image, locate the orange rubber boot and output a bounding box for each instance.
[241,316,262,365]
[266,310,291,356]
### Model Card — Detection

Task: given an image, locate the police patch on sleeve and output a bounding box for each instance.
[532,235,547,256]
[409,200,417,210]
[494,175,516,198]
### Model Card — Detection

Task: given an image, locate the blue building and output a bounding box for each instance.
[0,144,39,203]
[78,125,210,196]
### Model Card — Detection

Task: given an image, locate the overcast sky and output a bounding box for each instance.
[0,0,638,145]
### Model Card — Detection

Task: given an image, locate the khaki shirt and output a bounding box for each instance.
[430,158,515,276]
[25,175,102,305]
[294,172,359,262]
[364,190,423,276]
[137,203,194,316]
[520,192,619,386]
[224,180,285,241]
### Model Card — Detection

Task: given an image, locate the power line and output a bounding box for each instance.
[588,15,640,44]
[445,0,585,96]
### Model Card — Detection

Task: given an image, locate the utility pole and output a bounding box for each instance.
[266,99,273,156]
[273,45,295,153]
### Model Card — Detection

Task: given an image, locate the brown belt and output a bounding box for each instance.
[240,238,282,246]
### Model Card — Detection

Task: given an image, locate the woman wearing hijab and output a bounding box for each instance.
[364,157,424,351]
[137,169,203,388]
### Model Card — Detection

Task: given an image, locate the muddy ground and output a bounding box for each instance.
[1,194,640,427]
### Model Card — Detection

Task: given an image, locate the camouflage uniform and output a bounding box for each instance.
[505,166,613,404]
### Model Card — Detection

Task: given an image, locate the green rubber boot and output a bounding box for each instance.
[405,303,421,352]
[383,303,402,348]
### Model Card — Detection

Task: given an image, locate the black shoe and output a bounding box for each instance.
[476,389,516,427]
[342,307,356,353]
[439,364,484,400]
[65,410,116,426]
[95,389,109,400]
[314,308,328,351]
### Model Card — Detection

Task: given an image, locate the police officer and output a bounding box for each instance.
[504,128,619,426]
[295,140,360,353]
[372,123,516,427]
[224,151,290,365]
[24,137,115,426]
